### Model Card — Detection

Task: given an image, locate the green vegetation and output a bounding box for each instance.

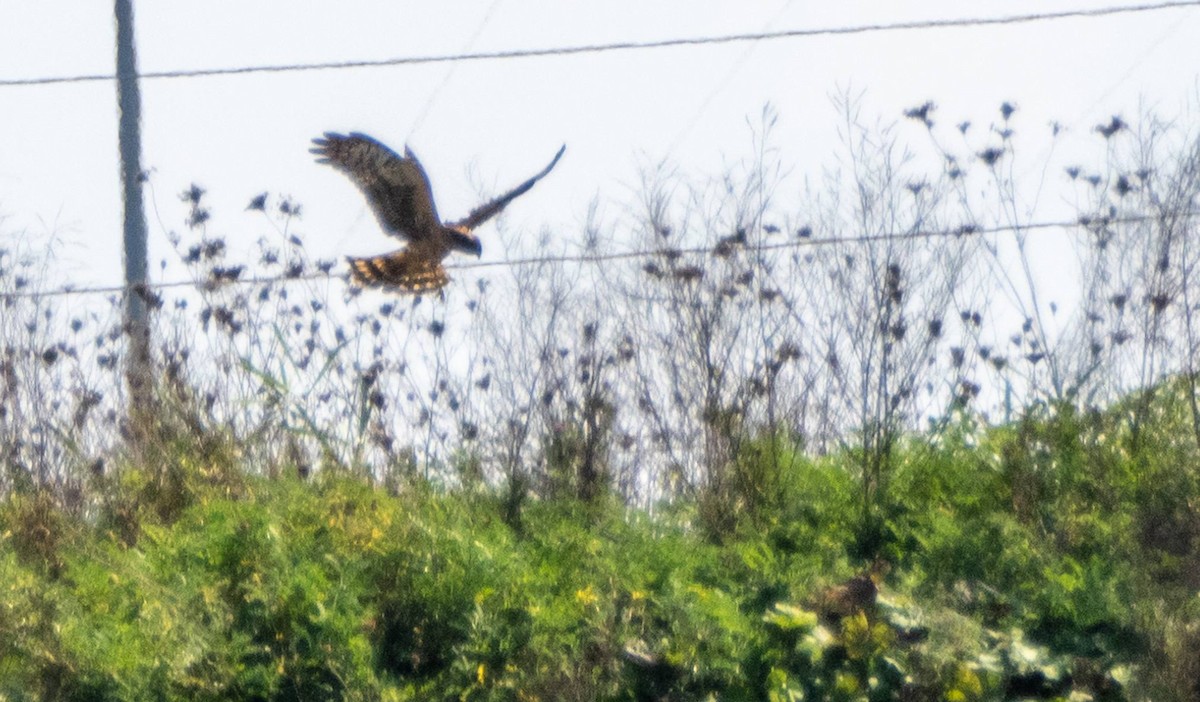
[3,101,1199,699]
[1,379,1196,700]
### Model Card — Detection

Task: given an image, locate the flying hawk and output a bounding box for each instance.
[311,132,565,293]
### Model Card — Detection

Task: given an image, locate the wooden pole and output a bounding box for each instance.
[114,0,152,413]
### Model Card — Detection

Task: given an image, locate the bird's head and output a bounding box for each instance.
[448,225,483,257]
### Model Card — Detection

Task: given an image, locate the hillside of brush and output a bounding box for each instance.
[1,380,1198,700]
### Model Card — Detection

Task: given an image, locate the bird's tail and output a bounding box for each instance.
[347,250,449,293]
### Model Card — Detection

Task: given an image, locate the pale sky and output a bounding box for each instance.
[1,1,1198,294]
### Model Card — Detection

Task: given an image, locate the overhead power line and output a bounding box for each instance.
[409,0,506,138]
[4,211,1196,301]
[1,1,1196,88]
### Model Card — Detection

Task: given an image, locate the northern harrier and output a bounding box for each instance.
[311,132,565,293]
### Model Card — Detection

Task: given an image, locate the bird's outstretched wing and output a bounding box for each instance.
[450,145,565,232]
[311,132,441,242]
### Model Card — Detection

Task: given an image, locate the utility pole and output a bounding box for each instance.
[114,0,153,414]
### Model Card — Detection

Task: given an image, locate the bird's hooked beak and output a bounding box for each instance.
[451,225,483,257]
